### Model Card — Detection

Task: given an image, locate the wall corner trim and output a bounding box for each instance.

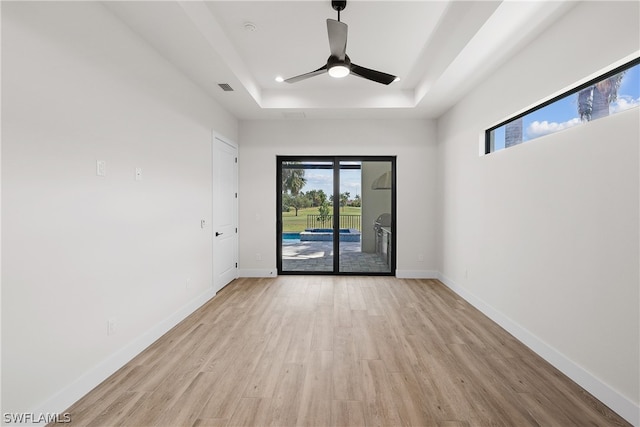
[436,272,639,427]
[29,287,218,419]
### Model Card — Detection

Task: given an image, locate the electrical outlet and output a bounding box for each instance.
[96,160,106,177]
[135,167,142,181]
[417,254,424,262]
[256,253,262,261]
[107,318,117,336]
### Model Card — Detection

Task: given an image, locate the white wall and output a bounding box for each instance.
[436,1,639,423]
[238,119,437,278]
[361,161,392,253]
[2,1,237,415]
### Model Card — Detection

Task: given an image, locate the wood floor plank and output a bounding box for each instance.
[403,333,473,422]
[192,418,228,427]
[317,280,334,306]
[366,314,406,373]
[515,391,581,427]
[332,327,364,401]
[84,391,146,427]
[331,400,366,427]
[64,365,139,424]
[360,286,384,315]
[159,372,220,427]
[56,277,631,427]
[226,398,272,427]
[388,371,434,426]
[310,304,334,351]
[266,363,305,427]
[446,343,539,425]
[295,350,333,427]
[514,352,630,426]
[117,390,179,427]
[346,280,367,311]
[284,311,315,364]
[199,334,270,419]
[243,323,294,398]
[350,310,379,360]
[362,359,402,427]
[333,278,352,327]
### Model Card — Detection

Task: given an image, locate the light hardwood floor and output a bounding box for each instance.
[58,277,630,426]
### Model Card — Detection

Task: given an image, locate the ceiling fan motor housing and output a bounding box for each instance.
[328,54,351,69]
[331,1,347,12]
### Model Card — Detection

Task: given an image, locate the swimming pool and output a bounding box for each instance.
[288,228,361,242]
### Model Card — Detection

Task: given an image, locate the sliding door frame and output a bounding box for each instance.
[277,155,396,276]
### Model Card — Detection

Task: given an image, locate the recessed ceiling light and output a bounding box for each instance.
[243,22,257,32]
[275,76,284,83]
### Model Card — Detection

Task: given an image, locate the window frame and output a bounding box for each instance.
[484,56,640,155]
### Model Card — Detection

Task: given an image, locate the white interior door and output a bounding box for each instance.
[213,135,238,293]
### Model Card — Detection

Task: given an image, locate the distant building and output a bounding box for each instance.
[505,118,523,147]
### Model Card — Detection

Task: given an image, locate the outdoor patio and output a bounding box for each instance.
[282,240,390,273]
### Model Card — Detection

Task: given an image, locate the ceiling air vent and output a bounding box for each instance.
[218,83,234,92]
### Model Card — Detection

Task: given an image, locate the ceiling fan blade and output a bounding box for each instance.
[350,63,397,85]
[284,65,328,83]
[327,19,347,60]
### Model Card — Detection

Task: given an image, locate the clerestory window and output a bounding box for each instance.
[485,57,639,154]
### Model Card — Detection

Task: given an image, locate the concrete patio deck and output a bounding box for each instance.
[282,240,390,273]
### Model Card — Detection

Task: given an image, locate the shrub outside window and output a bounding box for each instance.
[485,57,640,154]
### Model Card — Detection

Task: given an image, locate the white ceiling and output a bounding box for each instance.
[103,1,576,120]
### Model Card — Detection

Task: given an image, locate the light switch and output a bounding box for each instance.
[135,168,142,181]
[96,160,106,176]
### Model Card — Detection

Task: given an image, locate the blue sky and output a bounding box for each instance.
[492,62,640,151]
[303,168,361,198]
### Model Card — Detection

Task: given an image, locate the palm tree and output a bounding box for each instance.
[578,71,625,121]
[282,163,307,195]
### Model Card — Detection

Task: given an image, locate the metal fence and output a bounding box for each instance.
[306,215,361,231]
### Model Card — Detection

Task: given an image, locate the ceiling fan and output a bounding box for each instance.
[284,0,397,85]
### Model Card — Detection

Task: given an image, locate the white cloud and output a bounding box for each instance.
[611,95,640,113]
[526,117,582,139]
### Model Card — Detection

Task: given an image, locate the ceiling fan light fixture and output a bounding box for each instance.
[328,64,350,78]
[283,2,396,85]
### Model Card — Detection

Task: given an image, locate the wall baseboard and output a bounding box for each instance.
[239,268,278,278]
[436,273,639,427]
[395,269,439,279]
[28,288,218,424]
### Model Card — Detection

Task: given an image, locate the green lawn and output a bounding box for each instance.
[282,206,362,232]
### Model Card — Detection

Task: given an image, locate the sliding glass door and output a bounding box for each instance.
[277,156,395,275]
[279,159,335,273]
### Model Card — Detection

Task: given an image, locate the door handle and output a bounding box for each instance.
[216,232,223,237]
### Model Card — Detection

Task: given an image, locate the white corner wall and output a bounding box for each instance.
[2,1,238,416]
[436,1,639,424]
[238,119,438,278]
